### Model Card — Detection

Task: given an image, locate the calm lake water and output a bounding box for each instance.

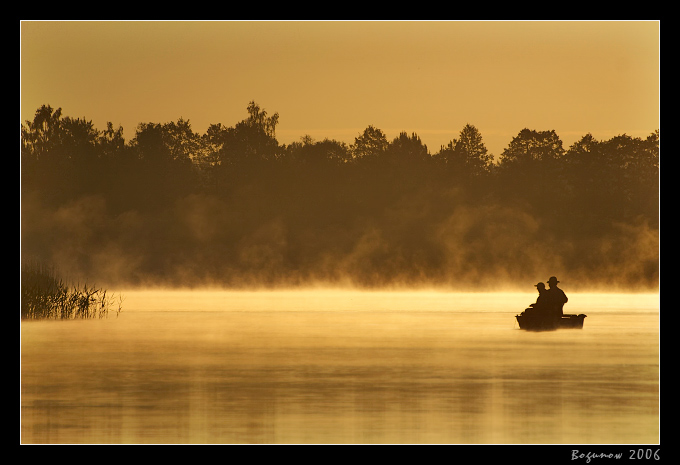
[20,290,660,444]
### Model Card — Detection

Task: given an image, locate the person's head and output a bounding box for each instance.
[535,282,546,293]
[547,276,559,288]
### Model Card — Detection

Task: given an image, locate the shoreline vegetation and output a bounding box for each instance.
[21,102,659,291]
[21,261,122,320]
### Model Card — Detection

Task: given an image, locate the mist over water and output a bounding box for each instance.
[21,189,659,293]
[21,290,659,444]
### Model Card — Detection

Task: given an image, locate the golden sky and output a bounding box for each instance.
[20,20,659,157]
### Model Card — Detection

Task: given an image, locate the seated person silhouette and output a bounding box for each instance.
[525,282,549,317]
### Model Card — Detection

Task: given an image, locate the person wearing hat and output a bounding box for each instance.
[546,276,568,317]
[527,282,548,316]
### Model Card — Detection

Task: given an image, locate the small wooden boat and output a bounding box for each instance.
[516,311,587,331]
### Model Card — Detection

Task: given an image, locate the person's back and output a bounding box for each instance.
[546,276,568,317]
[535,288,548,311]
[527,282,549,316]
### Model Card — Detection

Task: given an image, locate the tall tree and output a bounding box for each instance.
[210,102,281,167]
[21,104,63,162]
[245,101,279,138]
[351,125,388,159]
[57,116,100,163]
[436,124,492,177]
[98,122,126,159]
[455,124,493,176]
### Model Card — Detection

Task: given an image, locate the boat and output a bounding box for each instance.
[515,311,587,331]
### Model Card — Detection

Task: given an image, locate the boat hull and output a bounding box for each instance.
[516,313,586,331]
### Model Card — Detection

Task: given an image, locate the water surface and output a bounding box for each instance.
[21,290,659,444]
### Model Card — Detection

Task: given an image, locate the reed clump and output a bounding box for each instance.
[21,261,122,320]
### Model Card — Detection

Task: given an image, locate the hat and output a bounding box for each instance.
[548,276,560,284]
[534,282,545,288]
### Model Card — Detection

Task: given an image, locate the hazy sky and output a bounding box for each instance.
[20,20,659,157]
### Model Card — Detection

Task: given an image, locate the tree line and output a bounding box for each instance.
[20,102,659,290]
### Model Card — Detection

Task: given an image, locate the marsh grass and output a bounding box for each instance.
[21,261,122,320]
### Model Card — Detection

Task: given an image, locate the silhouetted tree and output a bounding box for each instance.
[98,122,126,159]
[283,136,351,166]
[377,131,433,195]
[208,102,280,169]
[454,124,493,176]
[21,104,63,162]
[387,131,429,162]
[126,119,199,209]
[21,105,110,202]
[436,124,493,178]
[563,131,659,225]
[245,101,279,138]
[498,128,565,168]
[132,123,171,164]
[164,118,202,165]
[315,138,352,164]
[494,128,568,221]
[58,116,100,163]
[351,125,388,159]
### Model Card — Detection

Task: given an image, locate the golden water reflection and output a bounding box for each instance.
[21,290,659,444]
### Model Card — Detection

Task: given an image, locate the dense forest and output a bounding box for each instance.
[21,102,659,291]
